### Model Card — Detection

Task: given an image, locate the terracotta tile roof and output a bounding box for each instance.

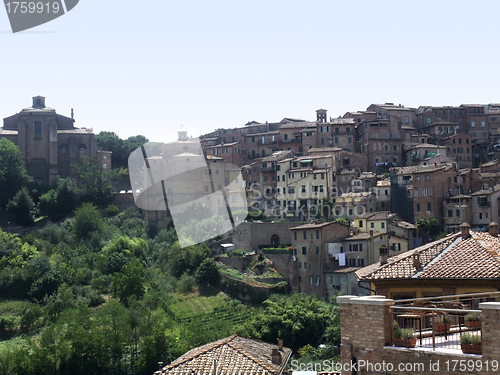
[377,180,391,187]
[391,220,416,229]
[290,221,346,230]
[471,184,500,196]
[308,147,342,153]
[156,335,292,375]
[357,231,500,281]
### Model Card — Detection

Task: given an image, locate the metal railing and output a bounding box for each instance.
[391,307,481,352]
[388,292,500,353]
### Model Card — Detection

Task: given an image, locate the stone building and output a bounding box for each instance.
[0,96,98,185]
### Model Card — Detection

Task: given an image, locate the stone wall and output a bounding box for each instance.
[215,256,251,272]
[339,295,500,375]
[231,222,296,251]
[265,254,290,279]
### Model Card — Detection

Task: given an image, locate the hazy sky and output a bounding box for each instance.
[1,0,499,141]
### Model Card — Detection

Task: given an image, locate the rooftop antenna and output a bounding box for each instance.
[71,108,74,120]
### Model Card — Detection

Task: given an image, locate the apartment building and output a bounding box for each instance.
[276,154,334,219]
[443,194,472,233]
[333,191,376,221]
[471,184,500,228]
[442,133,473,169]
[405,143,450,166]
[289,220,349,298]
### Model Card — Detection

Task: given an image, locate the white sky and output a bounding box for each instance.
[1,0,499,140]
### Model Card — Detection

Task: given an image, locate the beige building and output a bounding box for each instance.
[1,96,98,185]
[276,154,334,220]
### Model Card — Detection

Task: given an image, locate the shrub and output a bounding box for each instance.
[400,328,414,339]
[229,249,246,257]
[6,187,36,226]
[195,258,220,287]
[176,272,196,294]
[465,312,480,322]
[460,333,481,345]
[106,204,119,217]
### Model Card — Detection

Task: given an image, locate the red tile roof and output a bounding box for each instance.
[357,231,500,281]
[155,335,292,375]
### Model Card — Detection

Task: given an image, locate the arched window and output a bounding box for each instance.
[78,144,87,151]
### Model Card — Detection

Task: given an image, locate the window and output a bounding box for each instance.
[303,231,307,240]
[348,137,352,143]
[456,209,460,217]
[381,222,385,229]
[370,222,374,229]
[34,121,42,135]
[480,213,483,220]
[316,276,320,285]
[301,185,306,193]
[316,246,319,254]
[359,220,363,228]
[404,116,409,124]
[416,176,420,181]
[294,231,297,240]
[416,203,421,212]
[335,137,339,144]
[471,121,475,128]
[349,209,353,216]
[384,144,389,151]
[299,262,302,269]
[448,209,453,217]
[302,246,306,254]
[427,118,432,124]
[424,188,429,196]
[309,276,314,284]
[425,175,430,181]
[316,230,319,239]
[393,145,397,151]
[427,202,432,211]
[414,189,419,197]
[482,121,486,127]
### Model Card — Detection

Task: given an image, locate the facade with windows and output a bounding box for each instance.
[0,96,98,185]
[289,220,349,299]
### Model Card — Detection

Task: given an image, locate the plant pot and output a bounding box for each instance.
[461,343,482,355]
[434,322,451,332]
[465,321,481,329]
[393,338,417,348]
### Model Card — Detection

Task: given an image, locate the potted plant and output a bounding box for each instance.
[460,333,482,354]
[393,327,417,348]
[465,312,481,329]
[433,315,452,332]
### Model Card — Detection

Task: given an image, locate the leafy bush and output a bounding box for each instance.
[176,272,196,294]
[71,203,103,242]
[460,333,481,345]
[196,258,220,287]
[229,249,246,257]
[106,204,119,217]
[465,312,480,322]
[6,187,36,226]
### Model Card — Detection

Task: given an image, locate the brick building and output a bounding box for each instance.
[0,96,98,185]
[289,221,349,298]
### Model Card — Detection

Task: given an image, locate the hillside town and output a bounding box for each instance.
[2,97,500,375]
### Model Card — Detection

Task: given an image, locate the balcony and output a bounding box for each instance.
[478,201,490,207]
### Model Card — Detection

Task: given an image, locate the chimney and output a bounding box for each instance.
[277,338,284,351]
[489,222,498,237]
[166,356,171,365]
[379,244,388,265]
[479,164,483,174]
[461,222,471,239]
[369,229,374,239]
[71,108,74,120]
[413,251,422,270]
[271,348,282,364]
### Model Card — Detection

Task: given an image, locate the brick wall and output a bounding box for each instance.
[339,296,500,375]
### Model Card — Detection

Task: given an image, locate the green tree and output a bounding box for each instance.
[75,156,115,206]
[71,203,103,242]
[38,178,80,220]
[95,131,128,169]
[112,258,145,306]
[167,241,210,278]
[6,187,36,226]
[196,258,220,287]
[238,294,337,352]
[0,138,30,208]
[416,218,441,243]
